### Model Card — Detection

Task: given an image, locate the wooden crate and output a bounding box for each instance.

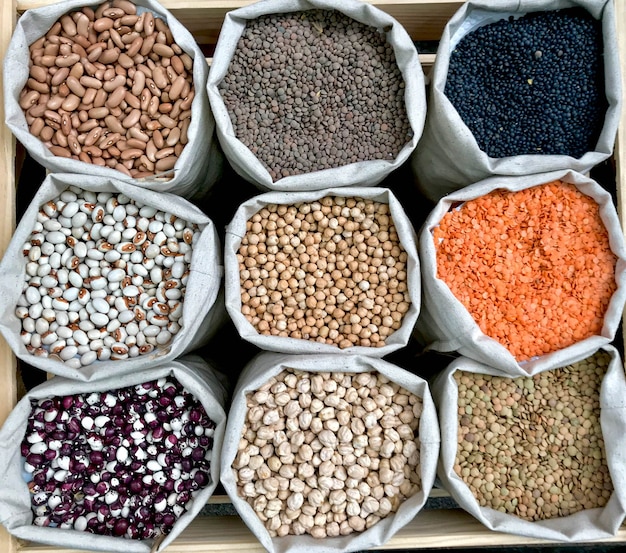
[1,0,625,551]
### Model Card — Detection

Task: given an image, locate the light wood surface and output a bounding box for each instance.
[16,511,626,552]
[615,0,626,342]
[16,1,463,44]
[0,4,19,553]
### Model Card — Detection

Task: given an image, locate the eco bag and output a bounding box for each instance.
[431,347,626,541]
[221,351,440,553]
[0,173,225,381]
[207,0,426,191]
[411,0,622,201]
[4,0,221,201]
[416,169,626,376]
[0,355,227,553]
[224,186,421,357]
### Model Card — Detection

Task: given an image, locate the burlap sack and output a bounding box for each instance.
[411,0,622,201]
[221,351,440,553]
[431,347,626,541]
[416,169,626,376]
[207,0,426,191]
[224,186,421,357]
[0,173,225,381]
[3,0,221,201]
[0,355,227,553]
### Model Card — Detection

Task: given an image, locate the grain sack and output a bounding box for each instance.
[207,0,425,191]
[221,351,440,553]
[431,347,626,541]
[411,0,621,201]
[4,0,221,201]
[0,173,225,381]
[0,355,227,552]
[224,187,420,357]
[416,169,626,376]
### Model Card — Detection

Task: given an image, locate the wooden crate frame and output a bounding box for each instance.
[1,0,625,551]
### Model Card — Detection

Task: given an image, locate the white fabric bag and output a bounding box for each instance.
[411,0,622,201]
[224,186,421,357]
[0,173,225,381]
[416,169,626,376]
[0,355,228,553]
[431,347,626,541]
[207,0,426,192]
[4,0,221,201]
[221,351,440,553]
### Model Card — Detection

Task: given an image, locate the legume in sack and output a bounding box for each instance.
[0,356,227,553]
[416,170,626,375]
[208,0,425,191]
[431,348,626,541]
[411,0,621,201]
[221,352,439,553]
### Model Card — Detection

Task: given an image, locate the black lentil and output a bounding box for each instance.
[444,8,607,159]
[219,10,412,181]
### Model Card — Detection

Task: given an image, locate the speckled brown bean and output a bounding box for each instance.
[21,3,195,178]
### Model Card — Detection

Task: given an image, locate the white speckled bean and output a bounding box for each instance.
[90,312,109,327]
[68,271,83,288]
[59,345,78,361]
[62,288,79,302]
[92,298,110,314]
[73,242,87,258]
[73,329,89,346]
[25,286,42,305]
[46,231,67,245]
[122,285,139,297]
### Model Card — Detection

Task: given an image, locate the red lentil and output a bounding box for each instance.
[433,181,617,361]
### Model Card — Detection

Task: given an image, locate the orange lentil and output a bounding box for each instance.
[433,181,618,361]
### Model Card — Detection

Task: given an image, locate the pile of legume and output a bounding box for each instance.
[17,186,200,368]
[237,196,411,349]
[433,180,617,361]
[219,9,411,181]
[23,377,215,538]
[234,369,422,538]
[20,0,195,178]
[454,351,612,520]
[445,8,607,159]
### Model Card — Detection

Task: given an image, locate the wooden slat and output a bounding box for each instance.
[16,1,463,45]
[0,0,18,512]
[17,512,626,553]
[0,0,19,551]
[615,0,626,347]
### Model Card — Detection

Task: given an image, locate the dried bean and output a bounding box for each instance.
[16,185,201,368]
[24,376,215,538]
[20,2,195,179]
[235,369,422,537]
[238,196,411,349]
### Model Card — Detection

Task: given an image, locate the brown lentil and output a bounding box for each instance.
[453,351,612,521]
[234,369,422,538]
[19,1,194,179]
[237,196,411,348]
[219,10,411,181]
